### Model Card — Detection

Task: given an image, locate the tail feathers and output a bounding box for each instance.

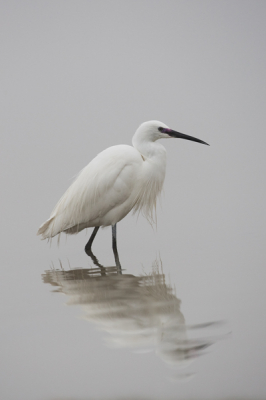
[37,216,57,239]
[37,215,87,239]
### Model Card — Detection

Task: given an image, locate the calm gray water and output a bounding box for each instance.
[1,1,266,399]
[42,260,227,382]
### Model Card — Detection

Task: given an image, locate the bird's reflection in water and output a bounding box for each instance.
[42,259,226,381]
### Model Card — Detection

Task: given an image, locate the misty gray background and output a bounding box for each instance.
[1,1,266,399]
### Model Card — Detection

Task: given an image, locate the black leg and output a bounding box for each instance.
[85,226,100,256]
[84,226,106,274]
[112,224,122,273]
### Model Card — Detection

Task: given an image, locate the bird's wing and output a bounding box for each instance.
[38,145,142,238]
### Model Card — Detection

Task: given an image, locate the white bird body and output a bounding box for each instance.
[38,121,168,239]
[38,120,208,262]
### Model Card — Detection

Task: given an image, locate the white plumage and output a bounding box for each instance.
[37,120,208,252]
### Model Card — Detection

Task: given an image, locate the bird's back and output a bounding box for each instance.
[38,145,143,239]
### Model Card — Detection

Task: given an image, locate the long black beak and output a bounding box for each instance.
[168,129,209,146]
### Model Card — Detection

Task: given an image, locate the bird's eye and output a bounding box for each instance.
[158,127,169,133]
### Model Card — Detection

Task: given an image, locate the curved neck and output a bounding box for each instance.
[132,132,166,160]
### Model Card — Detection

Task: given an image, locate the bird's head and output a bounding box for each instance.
[134,120,209,146]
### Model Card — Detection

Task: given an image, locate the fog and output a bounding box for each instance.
[1,1,266,399]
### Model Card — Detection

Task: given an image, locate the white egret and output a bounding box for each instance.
[38,121,209,264]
